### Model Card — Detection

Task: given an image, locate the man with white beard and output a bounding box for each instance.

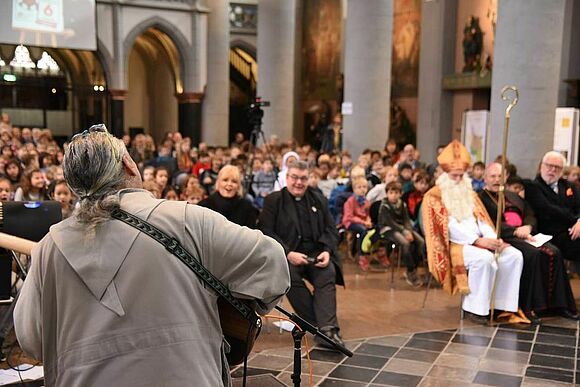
[422,141,528,323]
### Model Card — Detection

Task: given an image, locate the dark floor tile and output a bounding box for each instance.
[536,333,576,347]
[404,338,447,352]
[532,343,575,358]
[328,365,378,383]
[525,366,574,384]
[373,371,422,387]
[495,329,535,342]
[394,348,440,363]
[451,334,490,347]
[354,343,398,358]
[412,331,454,342]
[529,353,574,370]
[308,348,347,363]
[490,338,532,352]
[230,367,279,378]
[319,378,367,387]
[472,371,521,387]
[498,323,537,332]
[538,325,576,336]
[341,354,389,369]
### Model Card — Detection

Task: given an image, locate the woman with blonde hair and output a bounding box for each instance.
[199,165,258,228]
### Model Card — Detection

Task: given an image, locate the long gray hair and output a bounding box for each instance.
[63,125,127,228]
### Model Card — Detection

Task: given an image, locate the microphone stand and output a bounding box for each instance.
[275,306,353,387]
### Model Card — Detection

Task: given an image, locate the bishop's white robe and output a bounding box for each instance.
[448,216,523,316]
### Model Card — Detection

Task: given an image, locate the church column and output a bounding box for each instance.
[201,0,229,146]
[342,0,393,158]
[257,0,301,141]
[109,89,127,138]
[488,0,571,177]
[178,92,204,146]
[416,0,457,164]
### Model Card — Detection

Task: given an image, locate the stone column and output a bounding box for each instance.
[109,89,127,138]
[342,0,393,158]
[488,0,570,177]
[257,0,300,141]
[201,0,229,146]
[416,0,457,164]
[178,92,204,145]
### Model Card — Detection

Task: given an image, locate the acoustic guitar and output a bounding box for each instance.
[0,232,260,366]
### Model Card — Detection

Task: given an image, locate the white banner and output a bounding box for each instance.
[461,110,489,163]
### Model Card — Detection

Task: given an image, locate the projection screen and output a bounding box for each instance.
[0,0,96,51]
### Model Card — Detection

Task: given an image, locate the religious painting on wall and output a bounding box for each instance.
[301,0,342,149]
[391,0,421,98]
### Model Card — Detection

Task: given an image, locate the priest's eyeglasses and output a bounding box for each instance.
[542,162,563,171]
[287,174,308,182]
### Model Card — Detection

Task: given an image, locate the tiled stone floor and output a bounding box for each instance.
[232,317,580,386]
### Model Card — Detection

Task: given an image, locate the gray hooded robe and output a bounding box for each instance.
[14,189,290,386]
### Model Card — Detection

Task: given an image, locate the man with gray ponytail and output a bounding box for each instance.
[14,124,290,386]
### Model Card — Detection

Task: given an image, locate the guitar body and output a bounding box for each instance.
[218,297,262,366]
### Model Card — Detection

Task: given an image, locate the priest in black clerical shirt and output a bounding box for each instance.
[479,163,577,322]
[524,151,580,262]
[258,160,344,348]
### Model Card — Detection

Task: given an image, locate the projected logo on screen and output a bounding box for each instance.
[12,0,64,33]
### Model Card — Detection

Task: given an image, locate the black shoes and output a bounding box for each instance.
[316,328,345,350]
[561,309,580,321]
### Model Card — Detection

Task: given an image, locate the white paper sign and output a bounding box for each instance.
[461,110,489,163]
[553,108,579,165]
[341,102,353,115]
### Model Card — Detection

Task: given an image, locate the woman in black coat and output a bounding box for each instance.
[199,165,258,228]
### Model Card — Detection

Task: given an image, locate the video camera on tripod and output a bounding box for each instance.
[247,97,270,132]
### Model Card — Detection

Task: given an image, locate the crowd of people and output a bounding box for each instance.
[1,110,580,331]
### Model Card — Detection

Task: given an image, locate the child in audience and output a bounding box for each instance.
[402,172,430,224]
[366,166,398,204]
[164,187,179,201]
[470,161,485,192]
[342,177,372,271]
[143,180,162,199]
[251,158,276,208]
[142,165,155,182]
[14,169,47,201]
[5,159,22,188]
[184,186,205,205]
[154,166,170,194]
[308,168,323,196]
[0,177,13,201]
[506,175,525,199]
[398,163,413,194]
[49,180,74,219]
[378,181,425,287]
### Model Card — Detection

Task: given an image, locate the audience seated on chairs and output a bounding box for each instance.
[479,163,578,322]
[377,181,425,287]
[524,151,580,263]
[342,177,373,271]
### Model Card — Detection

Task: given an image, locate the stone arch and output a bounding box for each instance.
[123,15,194,93]
[230,39,256,60]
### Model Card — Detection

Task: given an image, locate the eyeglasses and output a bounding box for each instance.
[542,162,563,171]
[71,124,109,141]
[287,174,308,182]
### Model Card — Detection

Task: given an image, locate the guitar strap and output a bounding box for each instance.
[111,208,256,322]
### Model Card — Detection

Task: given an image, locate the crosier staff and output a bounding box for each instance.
[489,85,518,324]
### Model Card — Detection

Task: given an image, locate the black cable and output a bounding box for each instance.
[241,318,255,387]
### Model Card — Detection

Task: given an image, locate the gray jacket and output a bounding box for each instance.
[14,189,290,387]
